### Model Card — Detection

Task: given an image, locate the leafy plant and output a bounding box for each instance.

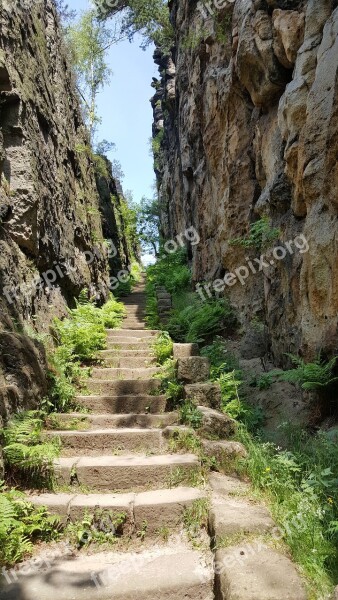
[180,402,203,430]
[1,411,60,486]
[152,331,173,364]
[229,217,280,251]
[65,509,126,549]
[0,485,62,566]
[275,354,338,391]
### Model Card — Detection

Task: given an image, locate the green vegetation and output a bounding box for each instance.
[49,292,125,412]
[0,485,61,566]
[229,217,280,251]
[65,509,127,548]
[154,358,184,404]
[138,196,161,257]
[183,498,209,544]
[146,249,235,343]
[66,9,117,139]
[180,402,203,430]
[1,411,60,487]
[236,426,338,597]
[274,354,338,391]
[96,0,174,53]
[152,331,173,364]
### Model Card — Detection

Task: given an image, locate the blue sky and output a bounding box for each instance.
[66,0,158,204]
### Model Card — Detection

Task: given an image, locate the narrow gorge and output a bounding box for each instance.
[0,1,337,599]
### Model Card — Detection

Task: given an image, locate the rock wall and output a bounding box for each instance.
[153,0,338,365]
[0,0,129,421]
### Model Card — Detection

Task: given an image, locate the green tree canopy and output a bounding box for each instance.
[95,0,173,52]
[137,196,161,256]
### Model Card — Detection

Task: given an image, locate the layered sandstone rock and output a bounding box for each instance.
[153,0,338,364]
[0,0,129,414]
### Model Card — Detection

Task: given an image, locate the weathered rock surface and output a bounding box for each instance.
[153,0,338,367]
[173,343,199,358]
[184,383,222,409]
[0,0,132,416]
[177,357,210,383]
[198,406,236,438]
[202,440,247,463]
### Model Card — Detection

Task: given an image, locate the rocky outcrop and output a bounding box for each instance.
[0,0,130,416]
[152,0,338,364]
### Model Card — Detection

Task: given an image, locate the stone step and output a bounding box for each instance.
[86,379,161,396]
[90,367,161,380]
[28,487,205,533]
[215,545,307,599]
[46,428,165,454]
[106,341,154,351]
[98,356,157,368]
[98,349,155,358]
[120,324,147,330]
[55,453,200,490]
[107,329,159,339]
[48,412,178,429]
[75,394,168,414]
[0,547,213,600]
[106,336,150,344]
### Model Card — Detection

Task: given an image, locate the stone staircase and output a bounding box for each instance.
[0,281,309,599]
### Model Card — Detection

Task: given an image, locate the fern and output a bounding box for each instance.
[276,355,338,391]
[0,485,61,566]
[2,412,60,485]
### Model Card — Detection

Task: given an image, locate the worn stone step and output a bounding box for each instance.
[0,547,213,600]
[215,545,307,599]
[75,394,168,414]
[86,378,161,396]
[90,367,161,380]
[209,498,274,541]
[98,349,154,358]
[28,487,205,533]
[48,412,178,429]
[106,340,153,351]
[55,453,200,490]
[46,428,165,454]
[98,356,157,368]
[107,329,159,339]
[106,336,149,344]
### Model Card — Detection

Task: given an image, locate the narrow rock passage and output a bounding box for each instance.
[0,279,214,600]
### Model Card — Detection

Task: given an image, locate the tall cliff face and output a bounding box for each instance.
[153,0,338,364]
[0,0,127,421]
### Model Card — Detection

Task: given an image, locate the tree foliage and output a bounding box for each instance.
[95,0,174,52]
[137,196,160,256]
[67,10,118,140]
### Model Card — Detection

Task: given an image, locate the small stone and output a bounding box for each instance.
[198,406,236,438]
[177,357,210,383]
[184,383,221,409]
[173,343,199,358]
[334,586,338,600]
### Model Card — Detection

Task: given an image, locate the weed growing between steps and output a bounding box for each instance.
[152,331,173,364]
[65,509,127,549]
[183,498,210,547]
